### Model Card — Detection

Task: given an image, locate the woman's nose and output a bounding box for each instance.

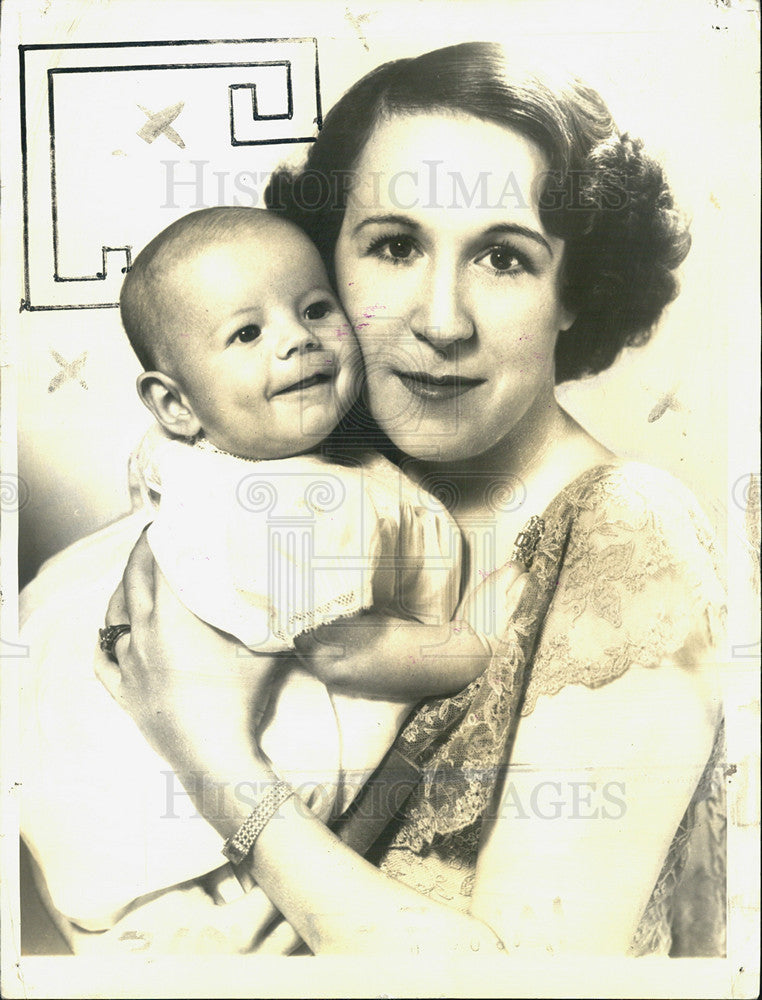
[273,320,321,360]
[409,261,474,349]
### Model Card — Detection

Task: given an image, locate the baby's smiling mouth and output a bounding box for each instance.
[273,372,334,397]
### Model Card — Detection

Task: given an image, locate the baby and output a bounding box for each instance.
[21,208,492,933]
[124,204,490,680]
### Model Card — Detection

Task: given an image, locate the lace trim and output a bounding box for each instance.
[271,589,373,647]
[522,467,725,716]
[194,435,267,463]
[520,607,724,718]
[379,844,475,913]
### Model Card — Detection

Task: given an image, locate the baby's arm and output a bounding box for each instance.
[294,560,526,700]
[294,613,489,699]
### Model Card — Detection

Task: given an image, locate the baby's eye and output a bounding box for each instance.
[304,300,333,321]
[234,324,261,343]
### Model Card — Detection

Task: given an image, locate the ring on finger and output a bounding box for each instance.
[99,624,131,662]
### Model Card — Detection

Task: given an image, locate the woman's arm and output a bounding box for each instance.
[101,535,717,955]
[190,757,506,956]
[162,653,716,956]
[99,538,505,954]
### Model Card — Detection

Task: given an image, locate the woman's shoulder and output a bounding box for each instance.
[554,459,723,580]
[564,459,714,521]
[522,459,727,715]
[558,458,725,605]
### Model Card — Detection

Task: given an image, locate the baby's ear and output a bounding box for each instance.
[137,372,202,439]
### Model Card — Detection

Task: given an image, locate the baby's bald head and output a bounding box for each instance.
[121,206,358,460]
[120,207,305,373]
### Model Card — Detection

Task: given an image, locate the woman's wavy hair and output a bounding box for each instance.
[266,42,691,383]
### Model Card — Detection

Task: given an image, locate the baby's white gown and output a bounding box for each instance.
[20,431,461,931]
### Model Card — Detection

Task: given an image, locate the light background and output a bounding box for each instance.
[1,0,759,996]
[5,0,758,585]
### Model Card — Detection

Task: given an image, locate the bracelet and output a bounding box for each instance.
[221,779,294,865]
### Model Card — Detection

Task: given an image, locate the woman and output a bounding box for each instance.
[99,42,726,956]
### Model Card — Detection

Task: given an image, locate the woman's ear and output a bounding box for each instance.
[558,304,577,333]
[137,372,202,439]
[557,257,577,332]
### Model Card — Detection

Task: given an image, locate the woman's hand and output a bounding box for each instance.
[98,532,280,791]
[66,878,302,956]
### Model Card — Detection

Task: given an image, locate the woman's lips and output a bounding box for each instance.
[392,370,486,401]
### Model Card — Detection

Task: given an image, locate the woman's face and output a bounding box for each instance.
[334,112,575,463]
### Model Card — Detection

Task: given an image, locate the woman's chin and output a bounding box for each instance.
[381,426,492,465]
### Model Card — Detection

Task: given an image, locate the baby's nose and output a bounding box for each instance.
[274,320,321,360]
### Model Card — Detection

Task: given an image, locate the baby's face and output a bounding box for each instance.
[162,223,360,459]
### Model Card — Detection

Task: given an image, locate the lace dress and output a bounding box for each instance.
[374,462,727,956]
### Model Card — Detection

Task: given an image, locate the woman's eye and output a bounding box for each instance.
[304,300,333,321]
[385,237,415,260]
[477,245,526,275]
[366,234,420,264]
[234,324,261,343]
